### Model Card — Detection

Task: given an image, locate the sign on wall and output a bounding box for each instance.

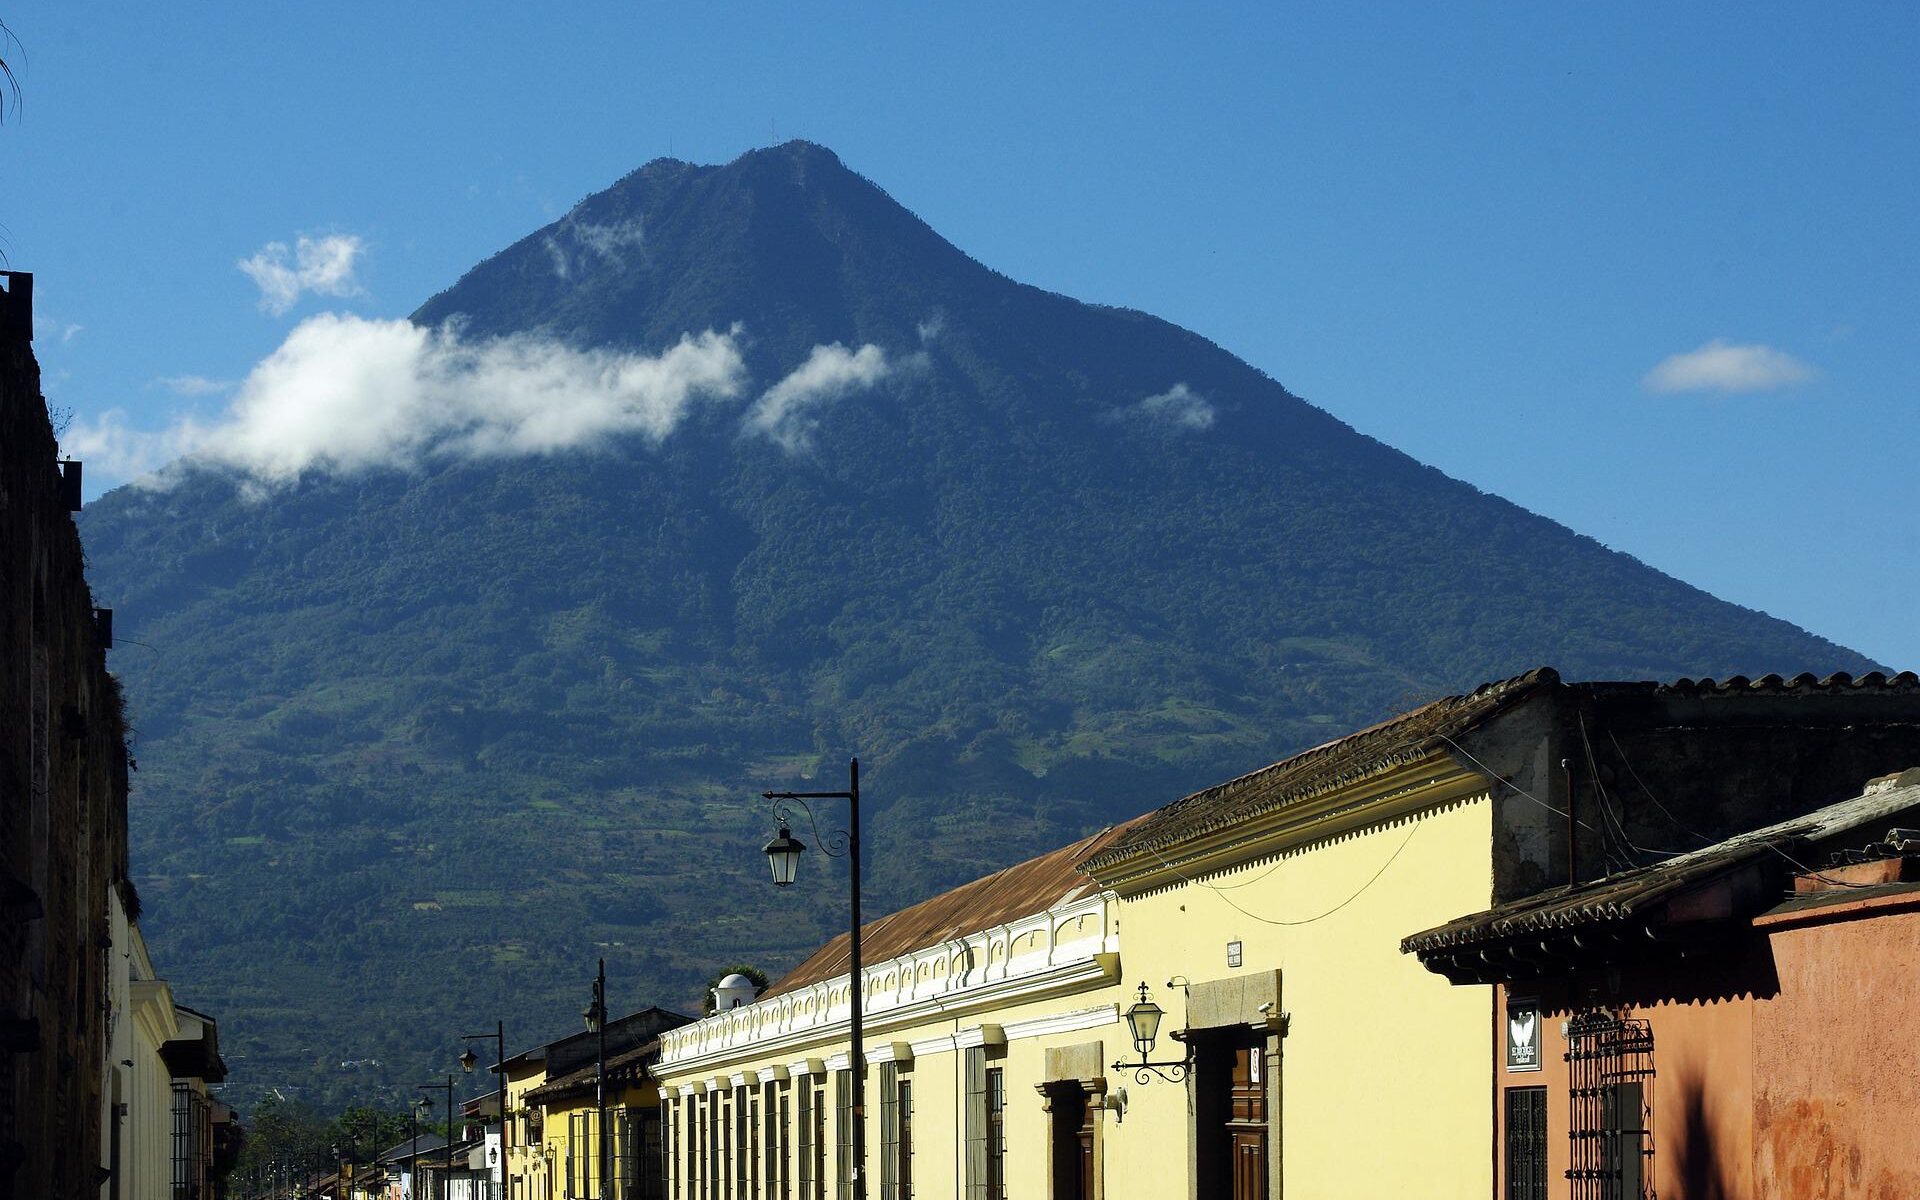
[1506,999,1542,1072]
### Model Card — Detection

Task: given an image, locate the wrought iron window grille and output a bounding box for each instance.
[1564,1011,1655,1200]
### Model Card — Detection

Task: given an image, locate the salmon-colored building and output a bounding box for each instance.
[1405,768,1920,1200]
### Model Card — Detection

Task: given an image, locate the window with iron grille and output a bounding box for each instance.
[798,1080,816,1200]
[985,1067,1006,1200]
[170,1082,211,1200]
[686,1095,700,1200]
[834,1069,851,1200]
[878,1068,911,1200]
[714,1090,725,1198]
[776,1082,792,1200]
[737,1085,752,1200]
[1565,1012,1654,1200]
[962,1049,987,1200]
[1506,1087,1548,1200]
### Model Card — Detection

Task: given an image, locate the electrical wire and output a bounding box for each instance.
[1604,729,1878,890]
[1145,818,1422,927]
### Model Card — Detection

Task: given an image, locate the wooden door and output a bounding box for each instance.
[1226,1046,1268,1200]
[1076,1093,1096,1198]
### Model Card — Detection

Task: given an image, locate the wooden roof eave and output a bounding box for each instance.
[1083,753,1486,896]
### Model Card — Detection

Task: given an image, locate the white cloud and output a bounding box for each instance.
[31,315,84,346]
[743,343,892,452]
[1109,382,1214,431]
[238,234,367,316]
[73,314,748,491]
[1643,339,1815,395]
[152,374,236,396]
[542,216,647,279]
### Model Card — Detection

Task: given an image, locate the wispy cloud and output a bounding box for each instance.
[542,215,647,280]
[71,314,747,491]
[1108,382,1215,431]
[743,343,892,452]
[1643,339,1815,395]
[237,234,367,316]
[152,374,237,397]
[32,315,84,345]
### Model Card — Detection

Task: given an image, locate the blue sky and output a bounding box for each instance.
[4,2,1915,667]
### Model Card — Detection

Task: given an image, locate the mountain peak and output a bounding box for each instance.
[413,141,983,361]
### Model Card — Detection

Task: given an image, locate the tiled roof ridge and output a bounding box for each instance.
[1588,670,1920,697]
[1080,666,1562,870]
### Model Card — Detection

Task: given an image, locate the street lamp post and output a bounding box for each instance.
[417,1076,456,1200]
[459,1020,507,1195]
[582,960,610,1200]
[409,1099,426,1200]
[762,757,866,1200]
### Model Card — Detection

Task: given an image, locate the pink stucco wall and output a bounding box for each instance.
[1752,894,1920,1200]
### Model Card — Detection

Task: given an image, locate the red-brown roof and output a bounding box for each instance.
[1080,667,1558,872]
[763,816,1146,998]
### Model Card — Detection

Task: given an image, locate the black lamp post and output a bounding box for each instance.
[459,1020,507,1194]
[583,959,609,1200]
[408,1099,426,1200]
[417,1076,456,1200]
[762,757,866,1200]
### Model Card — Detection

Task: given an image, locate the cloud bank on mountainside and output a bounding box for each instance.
[66,314,907,490]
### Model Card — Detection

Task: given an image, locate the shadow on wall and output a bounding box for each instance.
[1671,1068,1733,1200]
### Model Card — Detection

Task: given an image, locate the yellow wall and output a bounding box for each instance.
[502,1060,549,1200]
[535,1078,659,1200]
[654,772,1495,1200]
[1107,791,1494,1200]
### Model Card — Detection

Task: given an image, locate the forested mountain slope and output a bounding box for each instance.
[79,142,1875,1108]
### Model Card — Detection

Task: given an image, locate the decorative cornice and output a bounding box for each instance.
[865,1042,914,1064]
[756,1066,789,1084]
[1001,1004,1119,1043]
[1088,760,1488,895]
[658,892,1117,1078]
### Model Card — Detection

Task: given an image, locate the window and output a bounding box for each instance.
[716,1091,731,1200]
[1566,1012,1654,1200]
[171,1082,211,1200]
[986,1068,1007,1200]
[683,1096,698,1200]
[1506,1087,1547,1200]
[880,1066,912,1200]
[835,1069,852,1200]
[963,1049,987,1200]
[742,1085,756,1200]
[799,1078,825,1200]
[777,1081,793,1200]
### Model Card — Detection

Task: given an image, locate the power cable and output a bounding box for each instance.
[1145,818,1422,927]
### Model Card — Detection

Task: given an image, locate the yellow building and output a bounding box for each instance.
[502,1007,693,1200]
[653,668,1920,1199]
[649,670,1590,1200]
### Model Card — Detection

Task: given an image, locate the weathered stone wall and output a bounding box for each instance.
[1457,675,1920,900]
[0,272,131,1200]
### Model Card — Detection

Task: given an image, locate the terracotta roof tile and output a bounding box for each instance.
[1080,667,1559,872]
[762,816,1147,998]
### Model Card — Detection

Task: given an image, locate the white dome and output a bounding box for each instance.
[713,973,760,1011]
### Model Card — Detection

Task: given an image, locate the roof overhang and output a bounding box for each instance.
[1084,753,1487,895]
